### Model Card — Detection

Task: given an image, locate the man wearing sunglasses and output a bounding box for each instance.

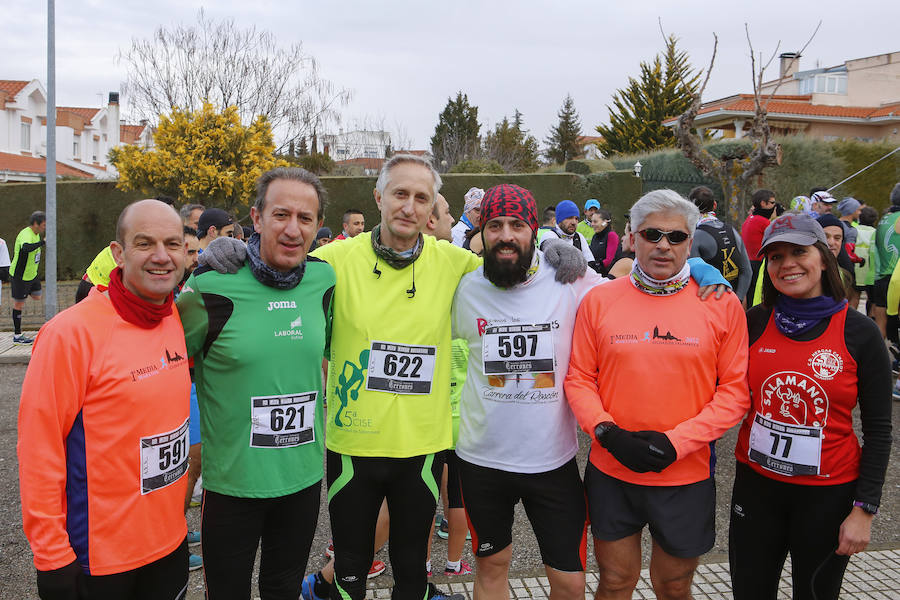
[566,189,749,600]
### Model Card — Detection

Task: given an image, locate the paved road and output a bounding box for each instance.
[1,363,898,599]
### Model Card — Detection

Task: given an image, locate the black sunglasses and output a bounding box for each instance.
[637,228,690,245]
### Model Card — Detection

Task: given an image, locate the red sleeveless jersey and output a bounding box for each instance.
[736,307,860,485]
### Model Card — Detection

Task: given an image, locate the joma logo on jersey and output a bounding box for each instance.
[268,301,297,311]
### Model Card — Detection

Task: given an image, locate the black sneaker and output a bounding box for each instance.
[427,582,465,600]
[13,334,34,345]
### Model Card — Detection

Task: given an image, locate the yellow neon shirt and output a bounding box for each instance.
[85,247,116,287]
[312,232,481,457]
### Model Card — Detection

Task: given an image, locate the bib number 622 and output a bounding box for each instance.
[383,353,423,378]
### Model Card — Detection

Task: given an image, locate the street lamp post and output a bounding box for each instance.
[45,0,58,319]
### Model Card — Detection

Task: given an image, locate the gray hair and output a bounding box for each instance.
[629,189,699,233]
[375,154,442,200]
[179,203,205,220]
[254,167,327,220]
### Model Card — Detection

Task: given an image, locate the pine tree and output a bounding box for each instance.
[483,110,540,173]
[430,92,480,170]
[544,94,583,164]
[297,136,309,156]
[596,35,699,156]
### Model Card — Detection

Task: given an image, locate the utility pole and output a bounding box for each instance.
[45,0,58,319]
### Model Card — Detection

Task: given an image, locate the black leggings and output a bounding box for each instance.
[83,538,188,599]
[201,482,321,600]
[326,450,444,600]
[729,462,854,600]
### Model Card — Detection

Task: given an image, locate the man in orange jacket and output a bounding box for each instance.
[18,199,191,600]
[565,189,749,600]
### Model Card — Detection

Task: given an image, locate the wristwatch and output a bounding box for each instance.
[853,500,878,515]
[594,421,616,442]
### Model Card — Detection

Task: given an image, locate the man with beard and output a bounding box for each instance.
[197,157,592,600]
[539,200,594,264]
[451,185,729,600]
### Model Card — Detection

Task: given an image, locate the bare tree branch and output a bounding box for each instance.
[761,20,822,108]
[117,9,351,152]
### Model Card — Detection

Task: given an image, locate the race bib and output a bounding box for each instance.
[140,418,189,495]
[482,323,555,375]
[250,392,317,448]
[366,341,436,394]
[34,250,41,264]
[748,412,822,476]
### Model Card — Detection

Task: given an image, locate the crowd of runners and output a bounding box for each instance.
[8,154,895,600]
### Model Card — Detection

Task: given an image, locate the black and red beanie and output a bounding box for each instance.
[479,184,539,234]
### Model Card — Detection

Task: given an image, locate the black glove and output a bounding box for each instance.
[36,559,84,600]
[632,430,678,472]
[595,423,659,473]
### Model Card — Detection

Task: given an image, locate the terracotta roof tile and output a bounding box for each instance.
[664,95,900,124]
[119,124,146,144]
[57,106,100,121]
[0,152,94,178]
[0,80,29,96]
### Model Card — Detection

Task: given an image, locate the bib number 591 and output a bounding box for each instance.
[158,437,187,470]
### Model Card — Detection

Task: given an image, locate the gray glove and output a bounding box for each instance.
[199,236,247,274]
[542,238,587,283]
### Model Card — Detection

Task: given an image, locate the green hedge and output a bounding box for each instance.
[0,171,643,278]
[610,138,900,214]
[0,181,145,280]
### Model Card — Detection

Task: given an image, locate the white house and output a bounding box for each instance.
[662,51,900,143]
[321,129,392,161]
[0,79,152,182]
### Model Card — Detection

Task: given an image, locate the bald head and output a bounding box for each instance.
[427,193,455,242]
[116,199,183,245]
[110,199,187,304]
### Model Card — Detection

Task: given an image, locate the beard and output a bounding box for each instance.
[483,240,535,288]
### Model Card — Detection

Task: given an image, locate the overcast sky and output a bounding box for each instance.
[4,1,899,149]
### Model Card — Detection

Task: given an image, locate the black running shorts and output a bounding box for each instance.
[11,277,41,300]
[872,275,890,308]
[459,457,587,572]
[584,461,715,559]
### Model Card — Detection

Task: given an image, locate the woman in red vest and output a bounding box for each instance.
[729,213,892,600]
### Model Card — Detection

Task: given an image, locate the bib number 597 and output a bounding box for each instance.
[497,334,538,358]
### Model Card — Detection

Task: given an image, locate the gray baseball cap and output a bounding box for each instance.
[758,213,827,257]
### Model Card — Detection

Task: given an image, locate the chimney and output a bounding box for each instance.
[779,52,800,79]
[107,92,120,152]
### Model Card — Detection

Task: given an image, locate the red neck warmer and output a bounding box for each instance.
[107,267,174,328]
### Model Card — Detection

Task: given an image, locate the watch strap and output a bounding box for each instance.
[853,500,878,515]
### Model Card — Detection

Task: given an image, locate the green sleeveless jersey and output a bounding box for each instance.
[874,211,900,278]
[177,259,335,498]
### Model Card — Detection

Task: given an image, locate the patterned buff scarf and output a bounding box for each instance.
[630,260,691,296]
[773,295,847,336]
[370,224,424,270]
[697,211,718,226]
[246,233,306,290]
